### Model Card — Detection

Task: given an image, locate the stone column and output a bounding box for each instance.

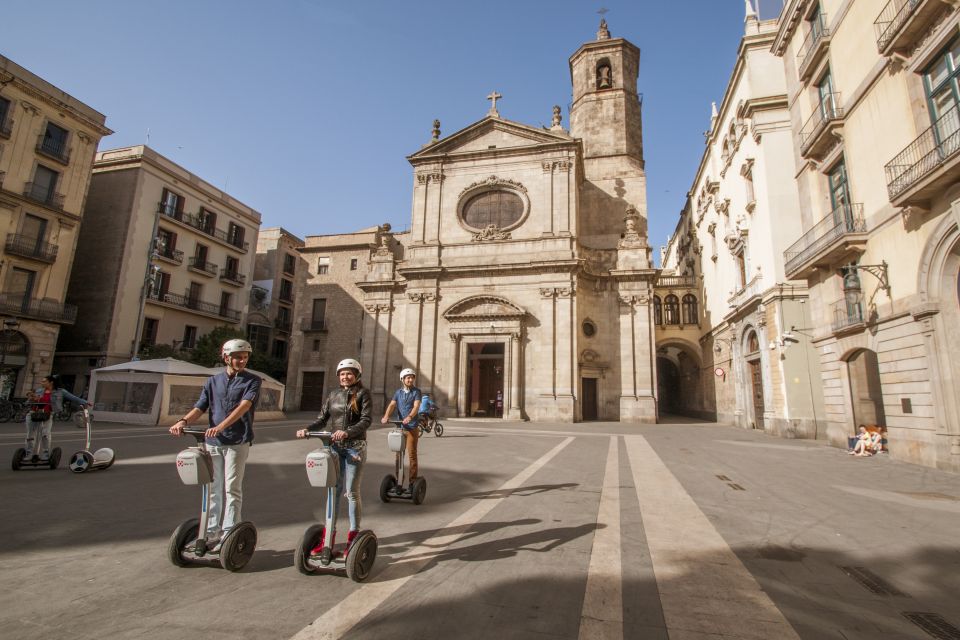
[508,331,522,420]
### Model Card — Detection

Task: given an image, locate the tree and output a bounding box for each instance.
[188,326,246,368]
[138,343,189,361]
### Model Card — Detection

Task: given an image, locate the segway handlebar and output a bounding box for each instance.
[388,419,416,431]
[181,427,209,442]
[304,430,334,444]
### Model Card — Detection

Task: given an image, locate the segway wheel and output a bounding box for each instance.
[69,450,93,473]
[345,531,378,583]
[12,447,25,471]
[168,518,200,567]
[220,521,257,572]
[48,447,61,470]
[412,477,428,505]
[434,422,444,437]
[294,524,324,575]
[379,474,397,503]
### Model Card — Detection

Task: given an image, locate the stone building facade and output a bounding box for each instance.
[56,146,260,392]
[0,54,111,397]
[288,22,659,421]
[664,6,827,438]
[770,0,960,470]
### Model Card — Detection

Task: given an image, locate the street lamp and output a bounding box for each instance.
[841,261,891,305]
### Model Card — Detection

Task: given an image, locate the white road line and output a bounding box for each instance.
[624,435,800,640]
[290,436,576,640]
[578,436,622,640]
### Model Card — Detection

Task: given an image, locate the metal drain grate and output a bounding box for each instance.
[716,474,731,481]
[902,612,960,640]
[840,566,908,596]
[727,483,746,491]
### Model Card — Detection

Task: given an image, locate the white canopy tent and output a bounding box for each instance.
[89,358,285,425]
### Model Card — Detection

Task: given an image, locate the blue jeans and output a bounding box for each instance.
[24,416,53,457]
[207,442,251,537]
[329,444,365,532]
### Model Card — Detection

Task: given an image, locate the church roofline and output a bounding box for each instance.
[407,115,574,162]
[568,36,640,67]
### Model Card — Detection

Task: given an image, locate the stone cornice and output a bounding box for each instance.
[5,75,111,136]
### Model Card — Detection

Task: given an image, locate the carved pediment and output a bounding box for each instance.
[409,117,572,159]
[443,295,526,321]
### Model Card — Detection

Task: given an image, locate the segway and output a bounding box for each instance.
[379,421,427,504]
[167,428,257,571]
[11,408,61,471]
[68,408,115,473]
[294,430,378,582]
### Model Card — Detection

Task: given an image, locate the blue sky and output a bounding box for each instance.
[4,0,783,264]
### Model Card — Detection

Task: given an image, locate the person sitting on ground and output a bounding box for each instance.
[850,427,877,457]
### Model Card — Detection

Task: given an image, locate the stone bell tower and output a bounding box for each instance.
[569,17,649,259]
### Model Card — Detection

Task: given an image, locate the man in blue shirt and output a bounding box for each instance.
[380,367,421,483]
[170,339,261,542]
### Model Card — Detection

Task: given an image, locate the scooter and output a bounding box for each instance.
[294,430,378,582]
[379,421,427,505]
[167,427,258,571]
[11,410,61,471]
[68,408,115,473]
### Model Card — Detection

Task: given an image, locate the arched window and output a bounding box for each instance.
[596,59,612,89]
[746,331,760,354]
[681,294,698,325]
[664,294,680,325]
[653,295,662,325]
[462,190,524,230]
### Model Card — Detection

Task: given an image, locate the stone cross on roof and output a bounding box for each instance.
[487,91,502,117]
[597,8,610,40]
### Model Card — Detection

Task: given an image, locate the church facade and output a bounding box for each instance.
[288,23,661,422]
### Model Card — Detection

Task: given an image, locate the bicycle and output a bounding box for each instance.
[417,408,444,437]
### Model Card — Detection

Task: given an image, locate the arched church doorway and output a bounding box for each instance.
[0,328,28,400]
[744,330,764,428]
[657,357,680,414]
[846,349,885,428]
[467,343,504,417]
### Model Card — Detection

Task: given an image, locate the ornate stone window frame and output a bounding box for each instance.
[456,175,531,237]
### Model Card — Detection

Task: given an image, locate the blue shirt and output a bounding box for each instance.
[194,369,261,446]
[392,386,422,423]
[419,395,432,414]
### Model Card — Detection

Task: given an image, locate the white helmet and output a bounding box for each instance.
[400,368,416,381]
[336,358,362,379]
[222,339,253,356]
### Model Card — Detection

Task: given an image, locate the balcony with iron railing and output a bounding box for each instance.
[158,205,250,253]
[0,293,77,324]
[23,182,64,210]
[220,270,246,286]
[155,246,184,264]
[831,298,865,333]
[797,14,831,81]
[800,93,844,159]
[301,319,328,332]
[727,271,764,309]
[874,0,944,57]
[36,134,70,164]
[654,275,696,289]
[885,105,960,206]
[274,317,292,333]
[188,257,217,276]
[149,290,240,322]
[784,203,867,278]
[0,116,12,139]
[5,233,58,263]
[157,201,186,222]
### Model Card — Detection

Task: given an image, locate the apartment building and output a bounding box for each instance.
[249,226,304,379]
[55,146,260,392]
[770,0,960,470]
[0,55,111,397]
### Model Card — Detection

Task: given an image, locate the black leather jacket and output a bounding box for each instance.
[308,384,372,442]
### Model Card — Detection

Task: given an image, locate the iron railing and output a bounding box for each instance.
[155,246,184,263]
[797,13,829,74]
[885,105,960,199]
[36,134,70,164]
[301,319,327,331]
[728,271,764,308]
[0,293,77,324]
[800,93,843,152]
[157,201,185,221]
[157,291,240,322]
[274,317,292,333]
[655,275,696,288]
[156,203,250,252]
[188,257,217,276]
[5,233,58,263]
[23,182,64,210]
[219,270,246,286]
[831,298,864,331]
[874,0,921,52]
[784,203,865,274]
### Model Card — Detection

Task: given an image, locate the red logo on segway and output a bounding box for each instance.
[177,459,185,467]
[307,460,315,468]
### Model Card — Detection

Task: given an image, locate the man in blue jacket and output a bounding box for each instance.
[170,339,261,543]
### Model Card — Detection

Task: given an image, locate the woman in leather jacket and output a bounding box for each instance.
[297,357,371,551]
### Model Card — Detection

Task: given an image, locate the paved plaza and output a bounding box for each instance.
[2,415,959,639]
